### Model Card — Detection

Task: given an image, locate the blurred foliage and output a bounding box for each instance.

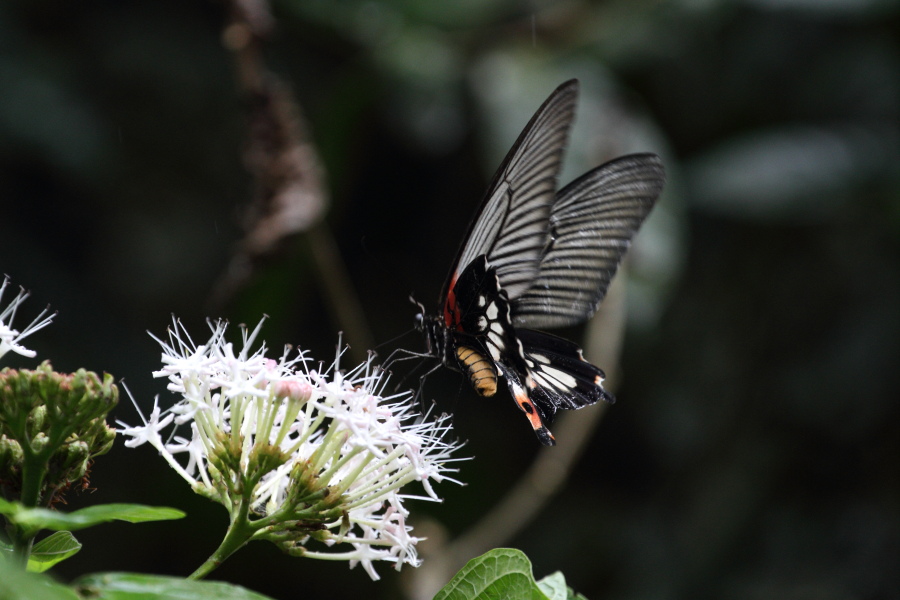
[1,0,898,599]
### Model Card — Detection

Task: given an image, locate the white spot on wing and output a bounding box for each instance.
[488,331,504,349]
[486,303,499,320]
[541,367,578,389]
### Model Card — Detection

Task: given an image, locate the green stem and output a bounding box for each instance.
[19,456,48,508]
[188,488,259,579]
[9,447,51,565]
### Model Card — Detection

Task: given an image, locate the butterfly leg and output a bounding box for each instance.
[380,346,434,373]
[413,359,447,405]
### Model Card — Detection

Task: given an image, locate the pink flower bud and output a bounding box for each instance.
[274,379,312,402]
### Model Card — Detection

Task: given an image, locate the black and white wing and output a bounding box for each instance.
[442,79,579,304]
[511,153,665,329]
[517,328,613,420]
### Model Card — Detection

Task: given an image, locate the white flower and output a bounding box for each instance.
[0,276,55,361]
[120,317,463,580]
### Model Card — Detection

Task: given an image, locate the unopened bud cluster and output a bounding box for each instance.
[0,362,118,503]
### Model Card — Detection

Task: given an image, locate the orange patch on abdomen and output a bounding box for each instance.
[456,345,497,397]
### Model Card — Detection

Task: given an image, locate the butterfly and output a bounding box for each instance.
[415,79,665,446]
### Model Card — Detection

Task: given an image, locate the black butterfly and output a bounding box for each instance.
[415,79,665,446]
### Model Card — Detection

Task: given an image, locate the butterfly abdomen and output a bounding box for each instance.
[456,345,498,397]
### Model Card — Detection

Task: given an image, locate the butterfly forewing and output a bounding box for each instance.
[446,80,580,306]
[511,153,665,329]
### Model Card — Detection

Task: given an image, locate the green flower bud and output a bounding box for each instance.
[27,405,46,438]
[208,433,244,482]
[248,443,289,480]
[90,422,117,457]
[0,435,24,477]
[58,440,91,478]
[30,432,50,454]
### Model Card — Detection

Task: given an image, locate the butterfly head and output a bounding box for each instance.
[410,295,446,358]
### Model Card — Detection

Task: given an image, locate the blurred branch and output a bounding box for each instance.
[209,0,374,358]
[405,273,630,600]
[304,223,375,354]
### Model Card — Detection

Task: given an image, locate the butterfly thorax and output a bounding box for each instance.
[419,313,453,364]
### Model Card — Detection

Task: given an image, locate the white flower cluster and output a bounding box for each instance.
[0,277,54,361]
[120,318,462,580]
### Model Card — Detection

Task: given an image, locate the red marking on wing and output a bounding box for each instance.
[443,273,460,329]
[511,384,556,445]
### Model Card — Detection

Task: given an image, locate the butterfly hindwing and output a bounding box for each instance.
[501,367,556,446]
[516,328,613,422]
[511,153,666,329]
[448,257,607,444]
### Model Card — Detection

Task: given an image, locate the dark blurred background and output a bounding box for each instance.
[2,0,898,599]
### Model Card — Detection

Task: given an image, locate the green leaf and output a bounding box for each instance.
[27,531,82,573]
[73,573,278,600]
[8,503,185,534]
[434,548,550,600]
[0,497,21,516]
[537,571,587,600]
[537,572,567,600]
[0,559,80,600]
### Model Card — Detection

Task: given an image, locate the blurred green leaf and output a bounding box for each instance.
[0,497,20,516]
[537,572,566,600]
[434,548,550,600]
[27,531,82,573]
[537,571,588,600]
[738,0,888,15]
[537,571,587,600]
[73,573,277,600]
[685,125,894,221]
[4,502,184,535]
[0,559,80,600]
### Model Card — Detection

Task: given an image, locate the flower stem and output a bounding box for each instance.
[9,446,52,565]
[188,494,258,580]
